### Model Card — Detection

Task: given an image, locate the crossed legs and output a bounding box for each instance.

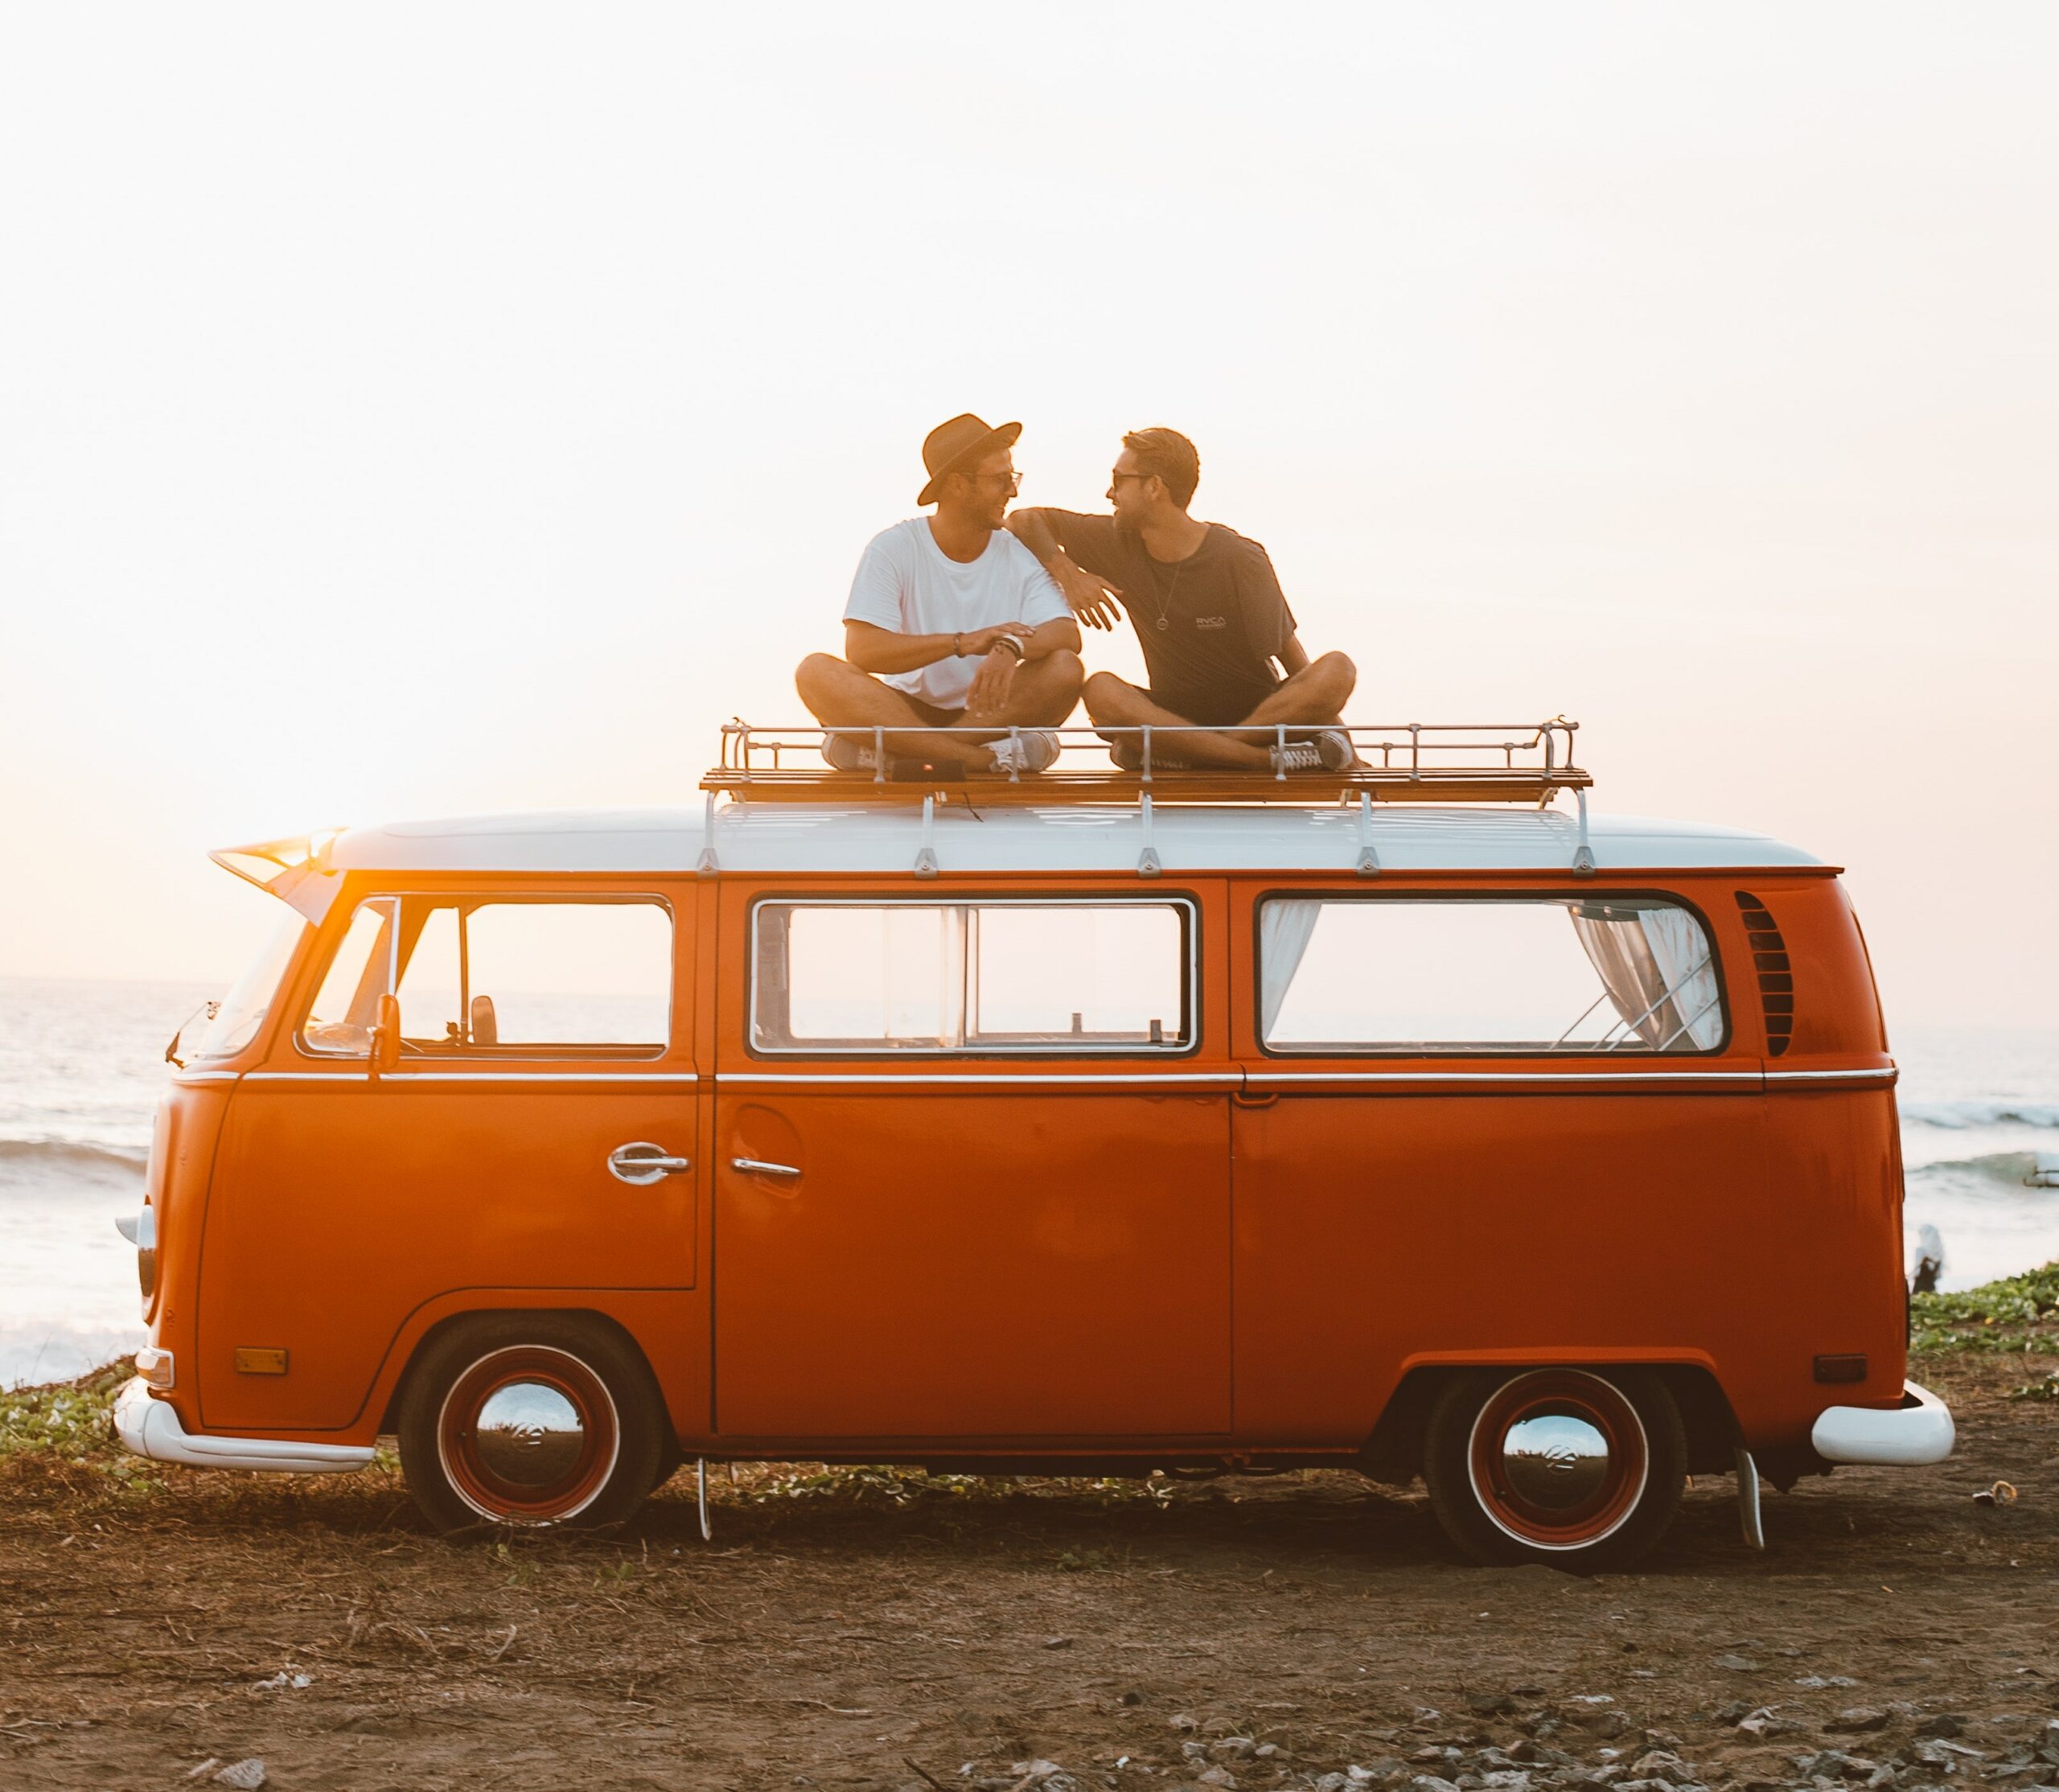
[1082,651,1358,771]
[795,651,1085,771]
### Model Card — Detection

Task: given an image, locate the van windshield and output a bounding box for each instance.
[195,914,310,1060]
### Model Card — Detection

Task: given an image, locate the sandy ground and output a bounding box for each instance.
[2,1352,2055,1792]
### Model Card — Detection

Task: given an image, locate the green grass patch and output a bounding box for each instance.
[0,1358,176,1503]
[0,1359,130,1463]
[1910,1260,2059,1356]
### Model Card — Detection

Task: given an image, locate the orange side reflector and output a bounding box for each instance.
[233,1347,290,1376]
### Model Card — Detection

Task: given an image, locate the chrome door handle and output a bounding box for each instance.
[608,1141,692,1185]
[730,1157,801,1179]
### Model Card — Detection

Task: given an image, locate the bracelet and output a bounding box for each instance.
[995,635,1025,660]
[954,631,963,656]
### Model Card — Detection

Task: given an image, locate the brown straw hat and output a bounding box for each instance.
[917,413,1021,506]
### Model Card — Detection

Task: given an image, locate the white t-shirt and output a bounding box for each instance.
[843,518,1070,710]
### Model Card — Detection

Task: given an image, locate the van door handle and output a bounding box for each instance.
[607,1142,693,1185]
[731,1157,801,1180]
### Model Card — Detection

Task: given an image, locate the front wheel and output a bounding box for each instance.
[397,1316,666,1534]
[1422,1367,1685,1571]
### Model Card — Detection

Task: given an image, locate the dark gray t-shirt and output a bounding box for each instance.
[1031,511,1297,725]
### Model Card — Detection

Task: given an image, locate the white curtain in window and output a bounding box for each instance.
[1637,906,1723,1050]
[1570,907,1669,1047]
[1260,900,1323,1038]
[1569,903,1720,1051]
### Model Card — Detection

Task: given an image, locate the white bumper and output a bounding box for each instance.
[1810,1379,1955,1466]
[113,1377,376,1475]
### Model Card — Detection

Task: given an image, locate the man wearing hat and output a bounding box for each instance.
[796,414,1084,775]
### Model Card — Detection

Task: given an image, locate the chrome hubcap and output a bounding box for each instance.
[471,1382,586,1489]
[437,1345,620,1525]
[1498,1412,1613,1513]
[1467,1370,1650,1551]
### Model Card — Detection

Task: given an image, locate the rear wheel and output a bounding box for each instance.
[1422,1367,1685,1570]
[397,1316,665,1534]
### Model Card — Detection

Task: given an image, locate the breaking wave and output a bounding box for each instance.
[1902,1099,2059,1130]
[0,1137,150,1174]
[1905,1151,2050,1190]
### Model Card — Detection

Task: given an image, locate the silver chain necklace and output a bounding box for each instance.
[1147,547,1190,631]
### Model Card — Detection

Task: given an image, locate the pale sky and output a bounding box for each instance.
[2,3,2054,1028]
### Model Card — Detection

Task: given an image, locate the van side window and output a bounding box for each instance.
[1259,896,1724,1054]
[751,900,1192,1054]
[299,897,672,1056]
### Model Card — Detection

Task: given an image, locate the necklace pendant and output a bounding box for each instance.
[1156,616,1169,631]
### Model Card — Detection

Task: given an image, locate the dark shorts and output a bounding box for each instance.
[1138,680,1281,729]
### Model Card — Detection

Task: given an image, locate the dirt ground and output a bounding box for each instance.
[3,1352,2056,1792]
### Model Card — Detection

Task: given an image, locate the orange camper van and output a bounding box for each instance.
[115,721,1953,1569]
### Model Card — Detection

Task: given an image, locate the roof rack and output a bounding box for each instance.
[701,718,1588,809]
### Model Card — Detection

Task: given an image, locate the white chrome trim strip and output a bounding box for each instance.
[113,1378,374,1476]
[1810,1379,1954,1466]
[397,1071,698,1083]
[716,1071,1240,1087]
[244,1071,698,1083]
[1244,1071,1761,1086]
[1766,1067,1897,1083]
[172,1071,241,1084]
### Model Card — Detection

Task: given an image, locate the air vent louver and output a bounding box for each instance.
[1734,891,1793,1057]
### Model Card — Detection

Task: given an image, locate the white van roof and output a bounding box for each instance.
[320,804,1824,878]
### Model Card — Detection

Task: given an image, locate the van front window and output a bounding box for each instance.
[194,914,311,1059]
[300,898,401,1055]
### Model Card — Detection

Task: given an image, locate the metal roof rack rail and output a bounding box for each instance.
[701,717,1588,810]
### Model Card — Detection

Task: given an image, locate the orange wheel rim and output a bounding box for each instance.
[436,1346,619,1525]
[1466,1370,1648,1551]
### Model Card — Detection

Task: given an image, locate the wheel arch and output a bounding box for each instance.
[379,1304,664,1436]
[1360,1358,1741,1484]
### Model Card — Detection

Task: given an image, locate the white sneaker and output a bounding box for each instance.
[1269,731,1354,774]
[987,730,1060,775]
[822,733,882,774]
[1313,729,1354,770]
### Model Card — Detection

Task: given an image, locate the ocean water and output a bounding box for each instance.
[2,976,2054,1388]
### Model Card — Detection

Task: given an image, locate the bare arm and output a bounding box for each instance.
[957,614,1081,713]
[1006,508,1125,631]
[844,619,1030,675]
[1005,508,1062,564]
[1020,615,1081,661]
[1274,632,1311,676]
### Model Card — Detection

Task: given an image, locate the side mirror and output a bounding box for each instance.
[368,992,402,1079]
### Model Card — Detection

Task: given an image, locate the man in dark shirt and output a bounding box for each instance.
[1006,428,1356,771]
